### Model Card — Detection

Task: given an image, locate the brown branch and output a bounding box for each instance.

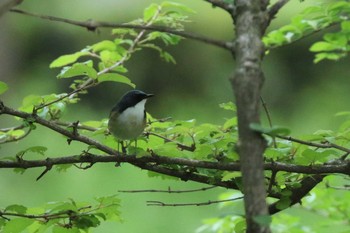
[119,186,216,194]
[1,103,350,175]
[9,8,233,51]
[147,196,243,207]
[146,132,196,152]
[267,0,289,21]
[277,135,350,154]
[268,174,326,214]
[204,0,235,12]
[0,153,348,175]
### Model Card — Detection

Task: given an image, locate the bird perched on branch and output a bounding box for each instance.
[108,90,154,152]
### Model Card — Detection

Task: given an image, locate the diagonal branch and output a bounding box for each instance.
[268,174,326,214]
[204,0,235,12]
[9,8,233,51]
[267,0,290,21]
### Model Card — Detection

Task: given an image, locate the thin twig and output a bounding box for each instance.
[119,186,216,193]
[268,0,290,21]
[146,196,243,207]
[260,96,277,148]
[277,135,350,154]
[0,128,32,144]
[146,131,196,152]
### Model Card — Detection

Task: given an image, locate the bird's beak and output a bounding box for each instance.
[146,93,154,98]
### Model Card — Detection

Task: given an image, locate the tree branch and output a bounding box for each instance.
[9,8,233,51]
[267,0,289,21]
[147,196,243,207]
[204,0,235,12]
[268,174,326,214]
[231,0,271,231]
[119,186,216,193]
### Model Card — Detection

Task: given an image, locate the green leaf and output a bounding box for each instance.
[250,123,290,136]
[50,51,90,68]
[95,195,121,222]
[253,215,272,226]
[53,226,80,233]
[143,3,159,22]
[100,50,123,65]
[310,41,338,52]
[5,204,27,214]
[160,51,176,63]
[18,146,47,157]
[161,1,196,13]
[275,197,292,210]
[3,218,34,233]
[0,81,8,95]
[91,40,116,52]
[73,215,100,229]
[219,102,236,111]
[58,61,97,79]
[98,73,135,88]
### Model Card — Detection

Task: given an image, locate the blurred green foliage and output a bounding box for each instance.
[1,0,350,232]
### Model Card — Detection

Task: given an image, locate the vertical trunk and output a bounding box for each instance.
[231,1,270,232]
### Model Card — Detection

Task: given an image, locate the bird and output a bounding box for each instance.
[108,90,154,152]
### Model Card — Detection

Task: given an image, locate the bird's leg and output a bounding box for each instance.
[121,140,127,154]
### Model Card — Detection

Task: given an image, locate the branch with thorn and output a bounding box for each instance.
[119,186,216,194]
[147,196,243,207]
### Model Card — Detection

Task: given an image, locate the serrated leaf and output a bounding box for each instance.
[160,51,176,63]
[143,3,159,22]
[0,81,8,95]
[275,197,292,210]
[50,51,90,68]
[5,204,27,214]
[18,146,47,157]
[310,41,338,52]
[219,102,236,111]
[58,61,97,79]
[53,226,80,233]
[73,215,100,229]
[97,73,135,88]
[253,215,272,226]
[3,218,34,233]
[91,40,116,52]
[161,1,196,13]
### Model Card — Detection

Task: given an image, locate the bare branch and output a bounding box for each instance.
[9,8,233,51]
[119,186,216,194]
[146,132,196,152]
[204,0,235,12]
[147,196,243,207]
[267,0,290,21]
[277,135,350,154]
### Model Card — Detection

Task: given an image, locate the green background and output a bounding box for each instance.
[0,0,349,232]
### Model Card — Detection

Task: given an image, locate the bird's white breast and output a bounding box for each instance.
[119,99,147,124]
[109,99,147,140]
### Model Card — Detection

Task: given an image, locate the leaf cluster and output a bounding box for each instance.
[264,1,350,62]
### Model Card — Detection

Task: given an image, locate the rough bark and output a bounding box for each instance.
[231,1,271,232]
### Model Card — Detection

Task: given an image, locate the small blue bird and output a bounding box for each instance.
[108,90,154,151]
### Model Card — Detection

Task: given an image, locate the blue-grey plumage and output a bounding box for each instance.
[108,90,154,140]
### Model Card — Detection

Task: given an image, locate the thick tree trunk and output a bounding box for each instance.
[231,1,271,232]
